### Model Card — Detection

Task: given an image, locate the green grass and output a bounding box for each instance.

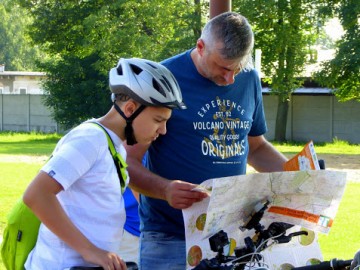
[0,132,56,269]
[0,131,61,156]
[318,182,360,260]
[0,163,42,231]
[0,162,43,270]
[272,138,360,155]
[0,133,359,268]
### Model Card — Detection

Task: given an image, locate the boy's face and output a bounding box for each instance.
[132,106,172,144]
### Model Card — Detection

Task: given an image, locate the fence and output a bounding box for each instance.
[1,93,360,144]
[264,94,360,144]
[0,94,58,133]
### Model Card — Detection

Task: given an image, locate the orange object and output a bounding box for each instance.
[283,140,320,171]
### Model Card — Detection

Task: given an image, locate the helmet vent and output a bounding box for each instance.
[117,65,123,75]
[152,78,166,97]
[129,64,142,75]
[146,62,158,69]
[160,76,174,95]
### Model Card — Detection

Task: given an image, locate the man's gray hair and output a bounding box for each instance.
[201,12,254,70]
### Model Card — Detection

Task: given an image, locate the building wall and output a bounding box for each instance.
[12,75,44,94]
[0,72,45,94]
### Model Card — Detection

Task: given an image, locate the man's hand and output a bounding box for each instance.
[164,180,209,209]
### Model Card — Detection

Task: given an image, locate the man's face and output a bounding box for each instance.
[197,41,242,86]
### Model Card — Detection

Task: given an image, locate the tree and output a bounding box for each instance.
[316,0,360,101]
[0,0,43,70]
[39,53,110,127]
[233,0,336,141]
[15,0,207,128]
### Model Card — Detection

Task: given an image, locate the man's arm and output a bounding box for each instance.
[247,135,288,172]
[124,143,208,209]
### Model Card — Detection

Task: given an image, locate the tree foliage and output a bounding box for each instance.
[316,0,360,101]
[0,0,43,70]
[39,53,110,127]
[5,0,359,138]
[15,0,207,128]
[233,0,336,141]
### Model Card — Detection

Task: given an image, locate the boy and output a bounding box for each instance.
[23,58,186,270]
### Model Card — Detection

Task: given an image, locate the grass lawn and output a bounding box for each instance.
[0,133,359,268]
[0,162,43,270]
[0,131,61,156]
[318,182,360,260]
[0,162,42,231]
[272,139,360,155]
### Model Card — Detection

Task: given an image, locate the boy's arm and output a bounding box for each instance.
[23,171,126,270]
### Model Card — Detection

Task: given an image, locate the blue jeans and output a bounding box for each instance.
[139,231,186,270]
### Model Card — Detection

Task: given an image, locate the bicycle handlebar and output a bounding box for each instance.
[66,261,138,270]
[292,258,352,270]
[67,268,103,270]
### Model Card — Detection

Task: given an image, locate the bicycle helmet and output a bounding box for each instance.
[109,58,186,145]
[109,58,186,110]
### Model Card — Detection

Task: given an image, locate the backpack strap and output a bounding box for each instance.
[90,122,127,193]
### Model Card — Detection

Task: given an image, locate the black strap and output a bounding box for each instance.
[114,102,146,145]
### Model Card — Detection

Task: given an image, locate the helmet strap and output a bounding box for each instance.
[114,102,146,145]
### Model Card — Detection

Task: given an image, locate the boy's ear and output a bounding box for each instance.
[123,100,138,117]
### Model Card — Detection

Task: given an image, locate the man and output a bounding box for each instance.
[23,58,185,270]
[125,12,288,270]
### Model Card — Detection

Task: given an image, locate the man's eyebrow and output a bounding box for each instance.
[220,62,242,72]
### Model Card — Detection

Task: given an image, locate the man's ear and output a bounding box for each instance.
[196,38,205,56]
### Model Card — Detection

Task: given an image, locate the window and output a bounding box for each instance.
[19,87,27,94]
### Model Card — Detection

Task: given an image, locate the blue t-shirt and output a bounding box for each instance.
[123,153,149,237]
[123,187,140,237]
[139,49,267,239]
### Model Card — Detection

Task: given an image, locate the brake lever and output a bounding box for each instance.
[275,230,308,244]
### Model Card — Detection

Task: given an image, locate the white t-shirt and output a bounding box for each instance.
[25,122,128,270]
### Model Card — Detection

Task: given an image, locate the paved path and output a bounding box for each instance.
[318,153,360,182]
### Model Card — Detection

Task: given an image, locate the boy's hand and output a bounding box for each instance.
[82,247,127,270]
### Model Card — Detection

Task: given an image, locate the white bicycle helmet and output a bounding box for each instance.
[109,58,186,110]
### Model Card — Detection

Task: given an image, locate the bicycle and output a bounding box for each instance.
[191,200,355,270]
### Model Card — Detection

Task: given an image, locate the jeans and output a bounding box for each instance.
[139,231,186,270]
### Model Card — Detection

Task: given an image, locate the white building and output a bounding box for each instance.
[0,64,46,95]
